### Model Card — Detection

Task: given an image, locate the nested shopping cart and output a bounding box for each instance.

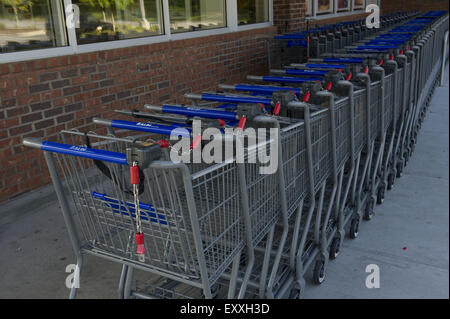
[21,10,448,299]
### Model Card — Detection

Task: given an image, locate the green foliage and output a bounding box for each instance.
[79,0,112,10]
[3,0,33,12]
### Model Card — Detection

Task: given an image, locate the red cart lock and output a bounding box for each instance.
[273,102,281,115]
[303,91,311,103]
[237,116,247,130]
[157,140,170,148]
[135,232,145,256]
[345,73,352,81]
[130,165,140,185]
[326,82,333,91]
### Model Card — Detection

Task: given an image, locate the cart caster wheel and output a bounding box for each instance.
[376,186,385,205]
[364,199,375,221]
[387,173,395,190]
[396,162,404,178]
[289,287,302,299]
[404,153,410,166]
[329,237,341,260]
[349,217,360,239]
[312,260,326,285]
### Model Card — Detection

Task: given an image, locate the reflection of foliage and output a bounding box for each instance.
[114,0,135,11]
[79,0,111,21]
[3,0,34,27]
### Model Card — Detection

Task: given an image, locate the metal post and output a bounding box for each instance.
[441,31,449,86]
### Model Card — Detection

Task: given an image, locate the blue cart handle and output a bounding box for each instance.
[23,138,128,165]
[146,104,239,121]
[220,84,301,96]
[273,69,329,77]
[94,118,192,137]
[322,57,364,63]
[248,75,323,83]
[305,63,347,69]
[357,45,399,49]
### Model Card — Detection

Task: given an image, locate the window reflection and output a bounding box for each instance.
[237,0,269,25]
[317,0,332,14]
[354,0,365,8]
[338,0,349,11]
[0,0,67,53]
[169,0,226,33]
[73,0,164,44]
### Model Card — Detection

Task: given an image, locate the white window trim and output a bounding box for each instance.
[0,0,273,64]
[306,0,312,16]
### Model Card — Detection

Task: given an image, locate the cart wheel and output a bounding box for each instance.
[404,152,410,166]
[376,186,385,205]
[396,162,403,178]
[329,237,341,260]
[364,199,374,221]
[349,217,360,239]
[312,260,326,285]
[289,287,302,299]
[387,173,395,190]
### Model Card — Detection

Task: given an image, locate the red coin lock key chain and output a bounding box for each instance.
[131,161,146,262]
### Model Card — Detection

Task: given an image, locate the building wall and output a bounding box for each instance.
[380,0,449,14]
[273,0,307,33]
[0,27,274,202]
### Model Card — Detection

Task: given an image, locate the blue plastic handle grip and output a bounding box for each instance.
[92,192,154,211]
[306,63,347,69]
[200,93,272,106]
[40,141,128,165]
[110,119,191,137]
[323,57,363,63]
[284,69,329,76]
[357,45,398,49]
[261,76,322,83]
[92,192,168,225]
[274,34,306,40]
[234,84,300,95]
[161,104,238,121]
[367,40,406,45]
[347,50,389,54]
[286,40,308,48]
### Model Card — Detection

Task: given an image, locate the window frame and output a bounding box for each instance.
[308,0,367,21]
[0,0,273,63]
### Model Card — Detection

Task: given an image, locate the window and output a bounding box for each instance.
[168,0,226,33]
[0,0,68,53]
[306,0,312,16]
[308,0,366,19]
[353,0,364,9]
[237,0,269,25]
[317,0,333,14]
[1,0,273,60]
[337,0,350,12]
[73,0,164,44]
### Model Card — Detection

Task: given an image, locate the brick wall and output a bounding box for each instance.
[0,27,275,202]
[273,0,307,33]
[380,0,449,14]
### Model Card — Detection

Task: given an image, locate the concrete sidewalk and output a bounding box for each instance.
[303,65,449,299]
[0,67,448,299]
